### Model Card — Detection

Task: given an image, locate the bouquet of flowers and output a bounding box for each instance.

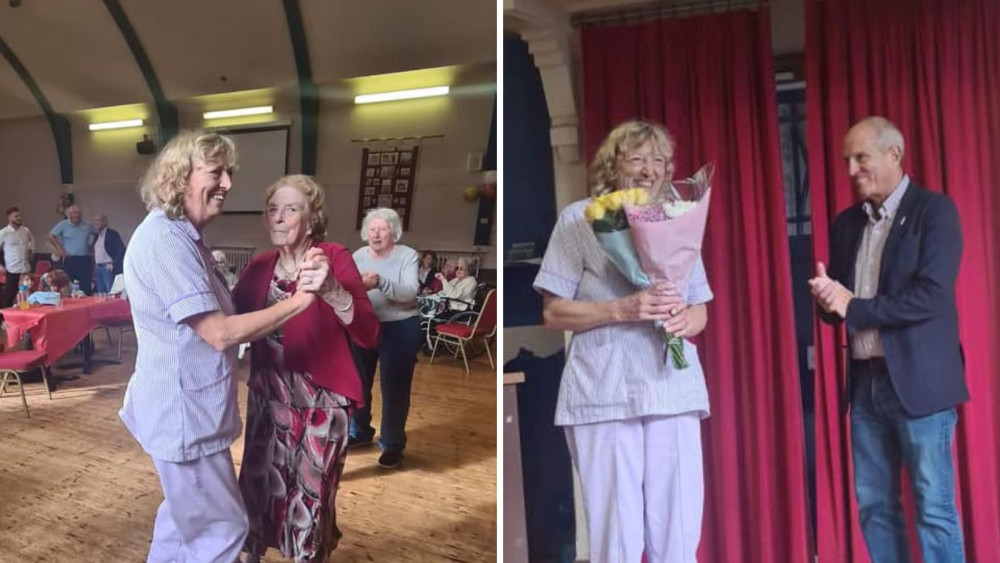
[584,163,714,368]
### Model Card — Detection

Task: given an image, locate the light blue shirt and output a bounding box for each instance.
[50,219,97,256]
[119,209,240,462]
[534,199,714,426]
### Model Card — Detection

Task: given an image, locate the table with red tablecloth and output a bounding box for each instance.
[2,297,131,374]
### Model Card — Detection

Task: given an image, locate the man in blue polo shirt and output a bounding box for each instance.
[49,204,97,295]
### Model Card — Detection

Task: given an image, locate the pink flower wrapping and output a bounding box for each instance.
[621,163,714,368]
[625,187,711,293]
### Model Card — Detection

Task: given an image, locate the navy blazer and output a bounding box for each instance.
[95,228,127,276]
[821,182,969,416]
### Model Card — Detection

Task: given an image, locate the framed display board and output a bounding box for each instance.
[356,146,419,230]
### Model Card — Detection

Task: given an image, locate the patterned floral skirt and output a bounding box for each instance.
[239,336,353,563]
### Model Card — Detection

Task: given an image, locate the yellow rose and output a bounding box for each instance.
[620,189,635,206]
[605,191,624,210]
[584,201,606,222]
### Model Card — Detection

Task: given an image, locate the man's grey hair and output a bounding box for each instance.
[360,207,403,243]
[210,249,230,267]
[859,116,905,161]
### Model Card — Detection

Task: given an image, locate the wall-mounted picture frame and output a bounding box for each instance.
[357,146,419,230]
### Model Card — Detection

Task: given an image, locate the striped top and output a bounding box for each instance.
[119,209,241,462]
[352,244,420,322]
[851,175,909,360]
[534,199,714,426]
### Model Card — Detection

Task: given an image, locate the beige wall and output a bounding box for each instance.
[0,66,497,267]
[0,116,76,247]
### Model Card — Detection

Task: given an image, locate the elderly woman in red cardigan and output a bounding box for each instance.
[232,174,380,563]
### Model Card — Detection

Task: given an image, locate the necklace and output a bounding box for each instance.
[273,260,300,294]
[275,260,300,281]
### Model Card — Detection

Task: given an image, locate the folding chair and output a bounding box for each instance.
[93,274,133,360]
[429,288,497,375]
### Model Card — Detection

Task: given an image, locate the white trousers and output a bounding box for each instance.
[566,414,704,563]
[147,449,249,563]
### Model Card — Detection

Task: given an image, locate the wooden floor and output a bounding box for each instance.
[0,333,497,562]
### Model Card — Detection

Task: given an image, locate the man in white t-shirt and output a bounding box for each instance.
[0,206,35,308]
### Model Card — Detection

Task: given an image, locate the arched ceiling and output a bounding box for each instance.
[0,0,498,121]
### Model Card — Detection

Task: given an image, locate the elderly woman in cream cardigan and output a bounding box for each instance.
[433,257,477,311]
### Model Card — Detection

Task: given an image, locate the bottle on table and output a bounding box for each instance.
[17,284,30,309]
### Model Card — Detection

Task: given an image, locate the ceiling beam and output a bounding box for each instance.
[282,0,318,175]
[101,0,179,142]
[0,34,73,184]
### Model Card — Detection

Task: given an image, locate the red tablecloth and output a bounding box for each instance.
[3,297,131,363]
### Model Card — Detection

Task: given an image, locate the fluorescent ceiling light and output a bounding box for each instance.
[203,106,274,119]
[88,119,143,131]
[355,86,449,104]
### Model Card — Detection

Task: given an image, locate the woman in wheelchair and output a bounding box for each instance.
[432,258,477,312]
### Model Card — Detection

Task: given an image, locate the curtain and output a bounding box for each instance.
[806,0,1000,561]
[581,9,811,562]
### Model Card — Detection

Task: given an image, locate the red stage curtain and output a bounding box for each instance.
[581,9,811,562]
[806,0,1000,561]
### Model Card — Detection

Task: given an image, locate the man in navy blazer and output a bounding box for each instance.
[92,214,126,294]
[810,116,968,562]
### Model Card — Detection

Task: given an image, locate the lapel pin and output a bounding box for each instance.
[900,215,906,226]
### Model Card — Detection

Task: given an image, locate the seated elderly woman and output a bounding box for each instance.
[417,251,438,295]
[432,258,478,311]
[210,249,239,289]
[39,269,70,297]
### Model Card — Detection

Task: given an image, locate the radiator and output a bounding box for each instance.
[214,246,256,275]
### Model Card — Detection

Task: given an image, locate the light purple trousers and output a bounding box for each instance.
[147,449,249,563]
[566,414,704,563]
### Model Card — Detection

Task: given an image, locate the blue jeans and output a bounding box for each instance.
[850,368,965,563]
[95,264,113,294]
[349,316,421,453]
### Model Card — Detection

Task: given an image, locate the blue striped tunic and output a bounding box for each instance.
[119,209,241,462]
[534,200,714,426]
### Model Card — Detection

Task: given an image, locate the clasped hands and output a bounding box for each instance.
[808,262,853,318]
[361,270,380,291]
[295,248,339,296]
[625,281,693,337]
